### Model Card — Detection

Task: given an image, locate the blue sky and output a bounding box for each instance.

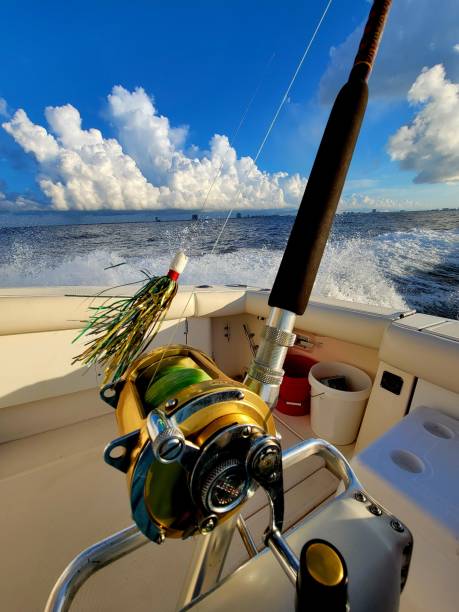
[0,0,458,224]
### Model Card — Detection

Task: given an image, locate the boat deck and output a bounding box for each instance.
[0,408,347,612]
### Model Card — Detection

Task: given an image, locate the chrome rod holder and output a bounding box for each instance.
[243,307,296,407]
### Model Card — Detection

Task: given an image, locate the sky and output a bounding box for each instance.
[0,0,458,226]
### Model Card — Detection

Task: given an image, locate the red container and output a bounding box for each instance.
[276,350,318,416]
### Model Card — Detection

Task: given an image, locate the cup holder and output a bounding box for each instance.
[423,421,454,439]
[390,449,425,474]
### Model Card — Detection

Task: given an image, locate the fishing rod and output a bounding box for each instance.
[50,3,413,612]
[244,0,393,406]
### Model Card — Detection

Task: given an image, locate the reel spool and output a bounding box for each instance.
[101,345,283,543]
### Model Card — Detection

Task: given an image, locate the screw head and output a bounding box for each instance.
[368,504,382,516]
[354,491,367,503]
[237,390,245,400]
[165,399,178,410]
[200,516,218,534]
[256,447,280,473]
[155,529,166,544]
[158,437,184,461]
[390,519,404,533]
[241,426,252,438]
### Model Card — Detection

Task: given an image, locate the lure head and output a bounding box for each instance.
[102,345,282,542]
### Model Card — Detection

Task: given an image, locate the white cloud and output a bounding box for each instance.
[388,64,459,183]
[0,98,8,118]
[2,86,306,211]
[339,193,415,211]
[3,104,161,211]
[454,44,459,53]
[3,109,59,162]
[107,85,188,185]
[320,0,459,103]
[0,191,45,212]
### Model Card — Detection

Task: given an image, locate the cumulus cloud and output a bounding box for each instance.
[3,104,161,211]
[388,64,459,183]
[2,86,306,211]
[320,0,459,103]
[3,109,59,162]
[107,85,188,184]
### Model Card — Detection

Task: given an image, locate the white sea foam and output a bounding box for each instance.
[1,226,457,316]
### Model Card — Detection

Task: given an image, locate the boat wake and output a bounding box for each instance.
[1,225,457,318]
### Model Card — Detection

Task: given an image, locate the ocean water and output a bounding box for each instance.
[0,210,457,319]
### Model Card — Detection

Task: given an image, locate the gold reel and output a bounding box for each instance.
[101,345,281,543]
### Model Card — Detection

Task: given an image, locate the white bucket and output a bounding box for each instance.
[308,361,372,445]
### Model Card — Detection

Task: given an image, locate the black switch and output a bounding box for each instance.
[380,371,404,395]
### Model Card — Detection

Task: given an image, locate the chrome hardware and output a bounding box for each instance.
[190,423,265,517]
[147,411,185,464]
[264,325,296,347]
[153,428,185,462]
[236,515,258,558]
[241,425,252,438]
[295,333,315,350]
[172,388,247,426]
[199,515,218,534]
[44,525,148,612]
[390,520,405,533]
[244,307,297,407]
[247,435,284,530]
[201,459,247,514]
[165,398,178,410]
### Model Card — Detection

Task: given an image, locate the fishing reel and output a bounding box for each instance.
[101,345,284,543]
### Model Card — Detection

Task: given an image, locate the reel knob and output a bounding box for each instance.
[147,411,185,464]
[152,427,185,463]
[201,458,248,515]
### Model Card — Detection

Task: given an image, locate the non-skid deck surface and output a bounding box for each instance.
[0,411,340,612]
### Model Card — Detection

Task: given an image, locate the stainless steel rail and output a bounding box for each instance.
[264,437,360,584]
[44,524,148,612]
[282,437,357,489]
[236,515,258,558]
[45,438,356,612]
[176,515,237,610]
[266,528,299,584]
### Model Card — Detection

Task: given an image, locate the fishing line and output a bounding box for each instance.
[158,0,333,362]
[75,1,333,381]
[210,0,334,257]
[129,53,280,380]
[190,52,276,224]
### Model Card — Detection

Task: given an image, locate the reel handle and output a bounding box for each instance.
[295,539,349,612]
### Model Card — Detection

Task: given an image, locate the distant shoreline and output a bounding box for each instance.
[1,207,458,231]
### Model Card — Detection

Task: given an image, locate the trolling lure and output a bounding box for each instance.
[73,251,188,383]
